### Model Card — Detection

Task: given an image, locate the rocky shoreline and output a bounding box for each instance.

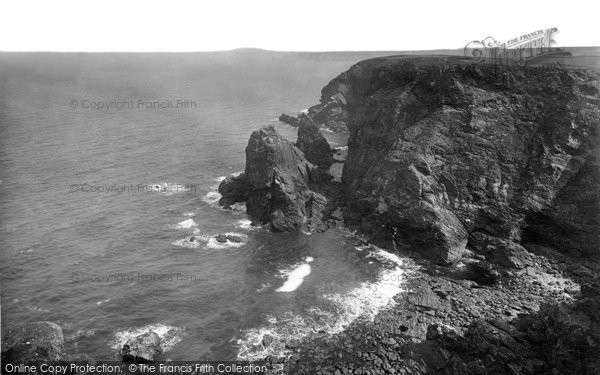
[3,55,599,374]
[277,244,600,374]
[227,56,600,374]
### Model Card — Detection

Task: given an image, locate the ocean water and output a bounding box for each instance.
[0,51,411,361]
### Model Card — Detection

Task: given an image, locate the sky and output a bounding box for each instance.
[1,0,597,52]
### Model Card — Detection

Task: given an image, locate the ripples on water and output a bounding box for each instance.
[0,51,412,361]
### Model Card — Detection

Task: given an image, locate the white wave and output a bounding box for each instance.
[171,218,197,230]
[237,247,410,361]
[183,212,196,217]
[256,283,270,293]
[202,191,222,206]
[229,202,247,215]
[171,233,209,249]
[236,219,254,230]
[96,298,110,305]
[206,232,247,249]
[276,257,314,292]
[110,324,184,353]
[147,182,190,196]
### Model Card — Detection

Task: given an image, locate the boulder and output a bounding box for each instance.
[469,232,533,269]
[215,234,228,243]
[226,235,243,243]
[121,331,162,363]
[1,321,65,363]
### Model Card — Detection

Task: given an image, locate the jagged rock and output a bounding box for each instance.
[121,331,162,363]
[305,88,350,132]
[1,321,65,363]
[469,232,533,269]
[296,114,333,168]
[226,235,243,243]
[218,174,251,207]
[215,234,228,243]
[218,126,327,231]
[262,334,274,347]
[325,56,600,263]
[279,113,300,127]
[426,323,459,341]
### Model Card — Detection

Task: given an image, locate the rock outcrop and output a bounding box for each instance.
[278,85,350,132]
[1,321,65,363]
[295,114,334,168]
[219,126,328,231]
[278,113,300,127]
[315,56,600,264]
[121,331,162,363]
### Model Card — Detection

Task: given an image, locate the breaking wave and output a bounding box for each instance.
[110,324,184,353]
[237,246,410,361]
[275,257,314,292]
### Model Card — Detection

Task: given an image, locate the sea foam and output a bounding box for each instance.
[206,232,248,249]
[237,247,410,361]
[172,218,197,229]
[276,257,314,292]
[110,324,184,353]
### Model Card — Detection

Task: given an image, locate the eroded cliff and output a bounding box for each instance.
[326,56,600,264]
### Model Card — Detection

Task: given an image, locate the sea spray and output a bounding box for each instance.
[111,324,184,354]
[276,257,314,292]
[237,246,411,361]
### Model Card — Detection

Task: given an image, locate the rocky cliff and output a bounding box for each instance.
[324,56,600,264]
[229,56,600,265]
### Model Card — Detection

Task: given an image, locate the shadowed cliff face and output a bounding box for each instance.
[321,56,600,264]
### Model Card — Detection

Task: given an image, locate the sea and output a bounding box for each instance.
[0,50,413,361]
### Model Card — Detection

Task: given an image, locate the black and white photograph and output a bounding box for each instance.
[1,1,599,374]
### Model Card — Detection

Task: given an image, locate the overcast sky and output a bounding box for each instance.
[1,0,597,52]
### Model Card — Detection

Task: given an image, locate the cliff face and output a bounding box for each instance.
[323,56,600,263]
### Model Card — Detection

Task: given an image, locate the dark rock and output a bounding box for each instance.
[305,81,351,132]
[296,114,333,168]
[408,287,443,310]
[121,331,162,363]
[262,334,274,347]
[331,57,600,263]
[226,235,243,243]
[469,232,533,269]
[218,173,251,207]
[218,126,327,232]
[215,234,228,243]
[1,321,65,363]
[426,323,459,341]
[279,113,300,127]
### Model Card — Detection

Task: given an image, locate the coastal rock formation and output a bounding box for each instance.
[223,55,600,374]
[278,113,300,127]
[279,86,350,132]
[318,56,600,264]
[219,126,327,231]
[121,331,162,363]
[1,321,65,362]
[295,114,334,168]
